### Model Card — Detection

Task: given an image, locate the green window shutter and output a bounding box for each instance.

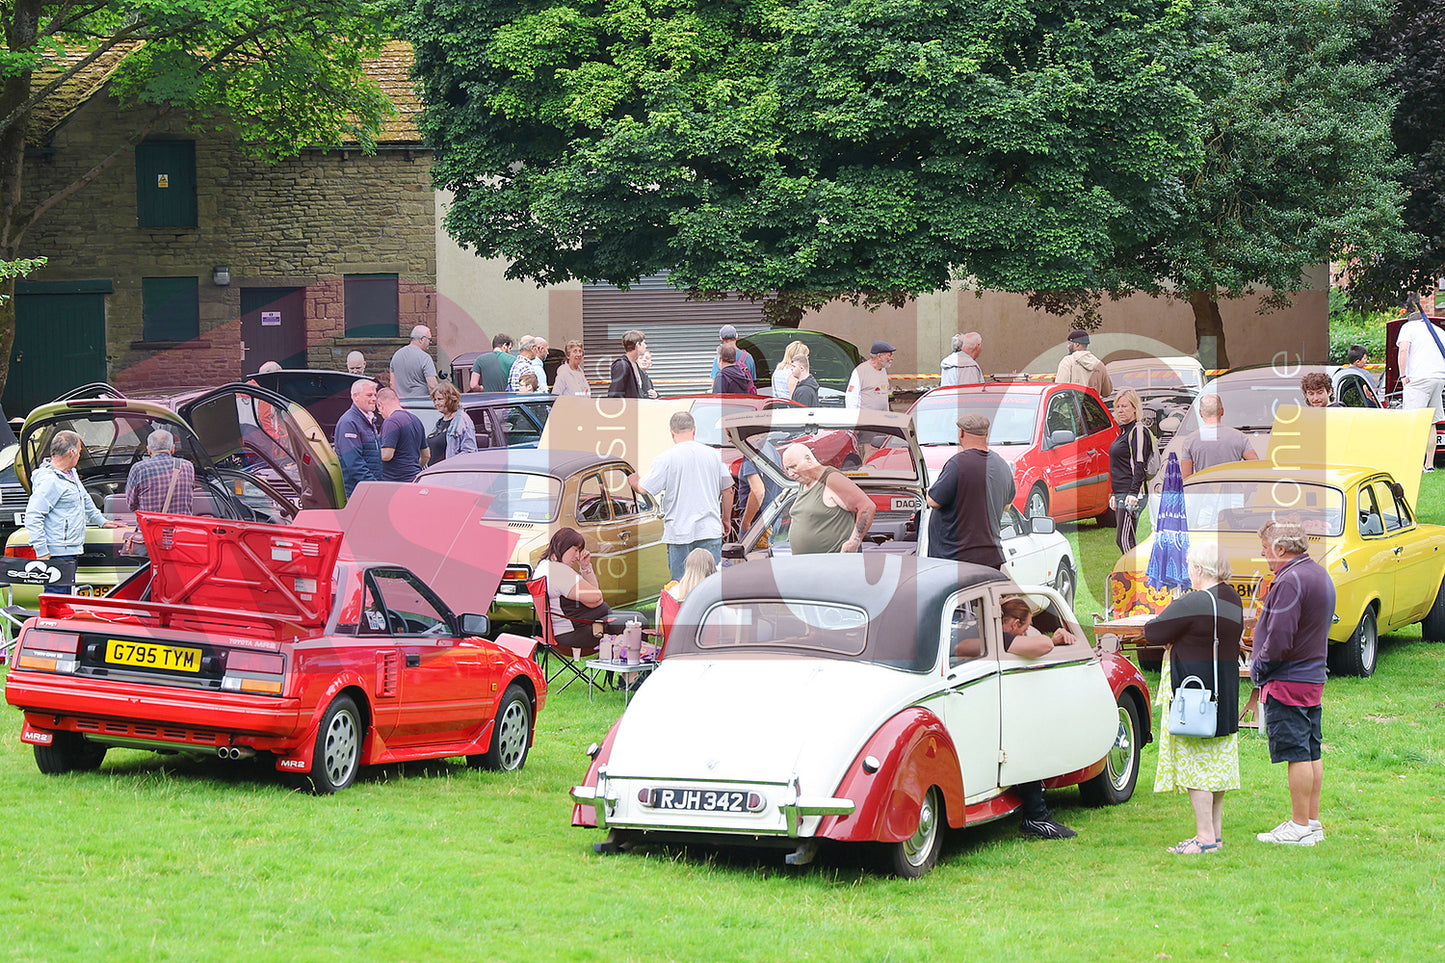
[344,273,399,337]
[136,141,197,228]
[142,277,200,341]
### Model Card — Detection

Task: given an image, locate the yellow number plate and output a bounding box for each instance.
[105,639,202,673]
[73,585,101,598]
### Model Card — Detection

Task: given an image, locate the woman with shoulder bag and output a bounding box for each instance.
[1144,541,1244,855]
[1109,388,1153,554]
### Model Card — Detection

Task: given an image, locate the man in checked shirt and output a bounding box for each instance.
[125,429,196,515]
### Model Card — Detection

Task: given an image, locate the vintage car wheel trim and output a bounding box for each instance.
[1026,485,1049,519]
[901,787,940,867]
[1104,703,1137,790]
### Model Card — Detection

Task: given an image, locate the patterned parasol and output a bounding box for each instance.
[1146,452,1191,590]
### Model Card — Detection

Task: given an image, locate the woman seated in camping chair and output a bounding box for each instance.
[533,527,647,649]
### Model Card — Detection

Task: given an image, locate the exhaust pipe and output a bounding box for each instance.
[216,745,256,760]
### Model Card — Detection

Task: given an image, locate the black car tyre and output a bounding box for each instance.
[1421,576,1445,642]
[1080,694,1141,806]
[1025,485,1049,520]
[307,695,362,794]
[1053,561,1076,608]
[883,785,943,878]
[1329,608,1377,678]
[470,684,533,772]
[33,732,107,775]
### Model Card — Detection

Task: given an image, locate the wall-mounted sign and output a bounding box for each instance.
[260,311,281,327]
[157,174,169,188]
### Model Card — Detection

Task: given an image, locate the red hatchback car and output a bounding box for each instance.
[905,383,1120,522]
[4,484,546,793]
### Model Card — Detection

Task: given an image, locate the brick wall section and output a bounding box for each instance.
[18,94,437,392]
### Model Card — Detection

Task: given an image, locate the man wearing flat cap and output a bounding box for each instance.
[1055,329,1112,397]
[925,413,1016,568]
[846,340,896,456]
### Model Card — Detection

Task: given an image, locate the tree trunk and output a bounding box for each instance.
[1189,290,1229,370]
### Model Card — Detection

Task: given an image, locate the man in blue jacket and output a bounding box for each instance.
[334,379,382,496]
[1252,518,1334,846]
[24,430,125,592]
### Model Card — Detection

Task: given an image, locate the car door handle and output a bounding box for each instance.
[619,530,631,542]
[1393,546,1403,555]
[405,653,420,667]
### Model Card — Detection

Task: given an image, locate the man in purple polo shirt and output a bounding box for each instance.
[1252,518,1334,846]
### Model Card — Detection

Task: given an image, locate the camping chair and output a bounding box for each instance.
[0,557,73,663]
[525,577,604,694]
[656,589,682,658]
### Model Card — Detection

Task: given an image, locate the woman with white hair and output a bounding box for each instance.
[1143,541,1244,855]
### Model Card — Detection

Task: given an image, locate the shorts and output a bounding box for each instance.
[1403,376,1445,420]
[1264,696,1322,763]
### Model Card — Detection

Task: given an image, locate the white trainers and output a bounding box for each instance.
[1256,820,1317,845]
[1306,822,1325,844]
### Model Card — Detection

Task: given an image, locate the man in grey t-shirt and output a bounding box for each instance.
[390,325,439,398]
[1179,393,1258,479]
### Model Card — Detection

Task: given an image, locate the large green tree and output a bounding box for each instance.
[404,0,1203,320]
[1350,0,1445,309]
[0,0,396,397]
[1044,0,1409,365]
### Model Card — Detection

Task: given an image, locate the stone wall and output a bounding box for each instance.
[18,94,437,391]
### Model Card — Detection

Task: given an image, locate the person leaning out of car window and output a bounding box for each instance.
[24,430,125,592]
[999,596,1081,840]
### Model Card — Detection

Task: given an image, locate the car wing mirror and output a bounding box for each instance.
[459,613,489,637]
[1029,516,1056,535]
[1048,429,1076,447]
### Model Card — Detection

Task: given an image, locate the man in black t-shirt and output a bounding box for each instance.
[925,413,1015,568]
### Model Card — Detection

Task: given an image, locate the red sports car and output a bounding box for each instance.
[899,383,1120,522]
[4,484,546,793]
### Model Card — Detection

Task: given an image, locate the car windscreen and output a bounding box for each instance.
[689,402,756,447]
[1112,366,1201,391]
[1178,379,1317,435]
[23,412,210,481]
[1183,480,1344,537]
[418,469,561,522]
[913,394,1039,446]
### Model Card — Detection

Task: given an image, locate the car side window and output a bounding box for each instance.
[1337,375,1368,409]
[1357,484,1385,537]
[466,408,496,449]
[948,597,988,666]
[602,468,639,517]
[499,405,543,448]
[1044,392,1081,446]
[575,473,611,523]
[998,507,1019,541]
[1370,480,1406,532]
[367,569,452,636]
[1079,393,1113,435]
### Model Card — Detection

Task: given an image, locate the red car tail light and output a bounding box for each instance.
[502,565,531,581]
[220,649,286,696]
[6,545,36,559]
[15,629,81,673]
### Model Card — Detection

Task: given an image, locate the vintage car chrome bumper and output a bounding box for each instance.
[571,770,854,837]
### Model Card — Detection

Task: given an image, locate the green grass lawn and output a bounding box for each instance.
[2,486,1444,961]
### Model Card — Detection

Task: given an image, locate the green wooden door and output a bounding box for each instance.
[5,281,110,416]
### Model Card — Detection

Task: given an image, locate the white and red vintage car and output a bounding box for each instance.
[570,554,1151,876]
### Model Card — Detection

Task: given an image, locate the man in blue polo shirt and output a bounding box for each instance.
[334,379,382,496]
[376,386,426,482]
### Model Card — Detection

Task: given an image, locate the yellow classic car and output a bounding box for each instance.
[1111,406,1445,677]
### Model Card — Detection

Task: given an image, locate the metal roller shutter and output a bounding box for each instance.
[582,274,769,396]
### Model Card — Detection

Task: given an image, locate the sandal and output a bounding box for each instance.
[1167,837,1219,855]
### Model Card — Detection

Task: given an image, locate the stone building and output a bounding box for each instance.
[7,42,435,413]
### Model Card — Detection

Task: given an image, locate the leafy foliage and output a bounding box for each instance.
[404,0,1203,303]
[1350,0,1445,309]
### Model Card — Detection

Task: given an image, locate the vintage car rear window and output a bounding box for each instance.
[684,599,937,671]
[913,395,1040,446]
[689,402,757,447]
[1184,480,1345,537]
[423,470,560,522]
